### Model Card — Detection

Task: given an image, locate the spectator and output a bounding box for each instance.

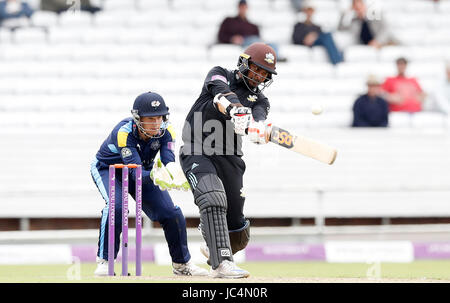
[0,0,33,28]
[292,0,344,65]
[429,61,450,114]
[40,0,101,14]
[381,57,426,113]
[217,0,286,61]
[352,74,389,127]
[338,0,398,49]
[290,0,304,12]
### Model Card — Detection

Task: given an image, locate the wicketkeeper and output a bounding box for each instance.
[90,92,208,277]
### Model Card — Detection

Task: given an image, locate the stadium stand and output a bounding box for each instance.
[0,0,449,231]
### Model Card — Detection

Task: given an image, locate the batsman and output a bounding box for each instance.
[180,42,277,278]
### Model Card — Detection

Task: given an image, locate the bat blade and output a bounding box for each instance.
[269,125,337,165]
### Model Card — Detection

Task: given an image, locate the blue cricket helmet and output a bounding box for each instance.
[131,92,170,139]
[131,92,170,118]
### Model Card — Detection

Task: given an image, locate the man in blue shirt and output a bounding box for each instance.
[352,75,389,127]
[90,92,208,276]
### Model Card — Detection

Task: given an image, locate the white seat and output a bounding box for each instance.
[208,44,242,63]
[81,28,122,44]
[407,62,446,80]
[116,28,153,45]
[260,25,293,45]
[389,112,413,128]
[0,44,44,61]
[378,46,411,63]
[150,29,186,45]
[403,0,436,13]
[48,27,84,44]
[330,78,366,96]
[0,28,12,44]
[336,62,377,78]
[58,11,94,28]
[93,12,127,28]
[171,0,205,11]
[101,0,137,11]
[437,0,450,13]
[31,11,59,27]
[411,112,447,129]
[278,44,311,62]
[344,45,378,62]
[395,29,430,46]
[311,47,329,63]
[407,46,447,63]
[184,26,217,46]
[312,10,340,32]
[333,31,355,50]
[12,27,48,44]
[203,1,235,11]
[424,29,450,47]
[135,0,170,10]
[427,13,450,29]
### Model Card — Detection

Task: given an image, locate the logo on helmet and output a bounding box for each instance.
[247,95,258,102]
[264,53,275,64]
[151,100,161,107]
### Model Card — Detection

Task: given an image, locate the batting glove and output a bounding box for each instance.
[248,118,270,145]
[230,106,252,136]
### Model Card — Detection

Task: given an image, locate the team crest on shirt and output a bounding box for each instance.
[151,100,160,108]
[247,95,258,102]
[264,52,275,64]
[151,140,161,150]
[121,147,132,158]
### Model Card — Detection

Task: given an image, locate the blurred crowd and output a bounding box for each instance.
[0,0,449,128]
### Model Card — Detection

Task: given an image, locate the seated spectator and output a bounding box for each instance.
[338,0,398,49]
[40,0,101,14]
[0,0,33,28]
[429,61,450,114]
[290,0,303,12]
[218,0,286,61]
[352,75,389,127]
[292,0,343,65]
[381,57,426,113]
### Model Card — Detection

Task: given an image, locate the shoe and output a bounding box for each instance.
[173,260,209,276]
[210,260,250,279]
[94,257,110,276]
[200,244,212,266]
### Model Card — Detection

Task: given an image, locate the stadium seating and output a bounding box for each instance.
[0,0,449,229]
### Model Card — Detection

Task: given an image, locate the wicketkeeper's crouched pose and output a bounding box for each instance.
[90,92,208,277]
[180,42,277,278]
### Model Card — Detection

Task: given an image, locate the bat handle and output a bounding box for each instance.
[265,123,273,143]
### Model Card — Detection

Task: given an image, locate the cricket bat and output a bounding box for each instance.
[268,125,337,165]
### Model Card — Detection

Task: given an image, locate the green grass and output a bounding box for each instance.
[1,261,449,283]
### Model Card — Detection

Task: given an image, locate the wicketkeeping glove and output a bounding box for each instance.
[150,158,173,191]
[165,162,190,191]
